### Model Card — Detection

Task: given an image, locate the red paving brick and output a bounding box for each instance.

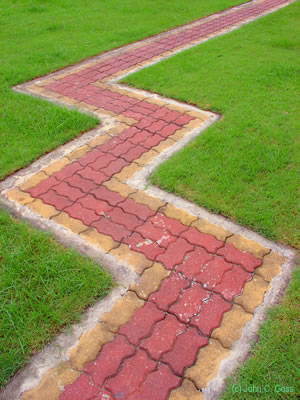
[149,272,189,311]
[104,350,157,397]
[162,327,208,375]
[128,364,181,400]
[217,242,262,272]
[156,238,194,269]
[140,314,185,360]
[22,1,287,397]
[119,302,165,346]
[169,283,210,323]
[84,335,135,387]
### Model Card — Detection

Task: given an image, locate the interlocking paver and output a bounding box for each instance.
[163,327,208,375]
[15,1,291,399]
[119,302,165,346]
[140,314,186,360]
[129,364,181,400]
[84,335,135,386]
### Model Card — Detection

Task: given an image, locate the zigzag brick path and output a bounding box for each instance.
[3,0,293,399]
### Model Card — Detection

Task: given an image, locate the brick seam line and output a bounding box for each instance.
[0,0,296,400]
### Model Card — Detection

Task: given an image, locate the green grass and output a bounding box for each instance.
[220,265,300,400]
[0,0,245,180]
[124,2,300,249]
[0,210,113,387]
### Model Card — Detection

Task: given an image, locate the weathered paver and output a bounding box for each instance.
[2,0,293,399]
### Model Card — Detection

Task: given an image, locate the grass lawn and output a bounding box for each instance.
[0,210,113,387]
[0,0,298,394]
[0,0,247,388]
[123,2,300,397]
[124,2,300,249]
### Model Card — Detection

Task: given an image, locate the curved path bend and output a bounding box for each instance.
[1,0,295,399]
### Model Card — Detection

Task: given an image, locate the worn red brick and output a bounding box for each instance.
[128,364,181,400]
[176,246,214,280]
[190,293,232,336]
[217,242,262,272]
[156,238,194,270]
[194,255,233,289]
[136,221,176,248]
[162,327,208,375]
[84,335,135,386]
[149,213,188,236]
[213,264,252,301]
[105,350,157,397]
[182,226,224,253]
[169,283,210,323]
[88,153,116,170]
[78,149,109,167]
[140,314,185,360]
[149,272,189,311]
[123,232,165,260]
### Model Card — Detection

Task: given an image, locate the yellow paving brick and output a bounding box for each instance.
[165,103,188,114]
[235,275,270,313]
[144,97,168,107]
[67,145,91,161]
[169,379,204,400]
[27,199,60,219]
[88,133,111,148]
[192,219,231,242]
[43,158,71,175]
[104,178,136,198]
[38,78,56,86]
[80,228,118,253]
[52,212,88,234]
[110,243,153,274]
[113,163,142,181]
[22,362,79,400]
[170,127,190,141]
[185,339,230,389]
[94,107,117,117]
[161,203,197,226]
[107,123,128,136]
[255,251,287,283]
[116,114,137,125]
[129,190,166,211]
[130,263,170,300]
[52,72,70,80]
[211,304,252,349]
[135,149,159,166]
[184,118,205,131]
[187,110,208,120]
[6,188,34,205]
[227,234,270,259]
[78,102,98,111]
[101,291,144,332]
[27,85,46,95]
[59,96,79,105]
[69,323,114,371]
[153,138,176,153]
[19,172,48,191]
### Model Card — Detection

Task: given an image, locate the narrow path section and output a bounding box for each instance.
[1,0,294,399]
